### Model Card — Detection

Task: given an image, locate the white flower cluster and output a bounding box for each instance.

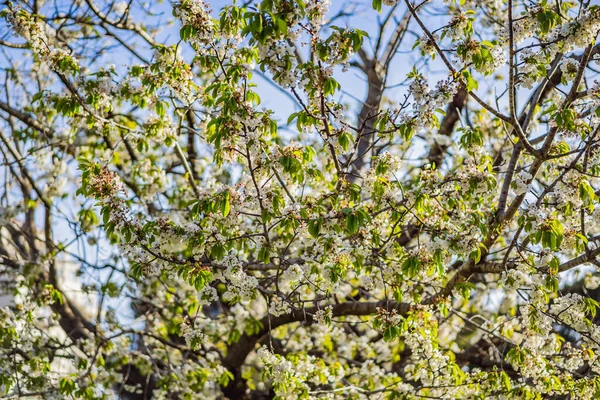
[144,114,176,143]
[268,296,291,317]
[214,254,259,302]
[419,34,438,58]
[548,6,600,53]
[444,13,471,41]
[306,0,331,30]
[257,40,298,88]
[521,204,548,231]
[506,5,600,91]
[548,294,589,329]
[454,157,496,198]
[518,48,551,89]
[473,42,506,75]
[5,8,79,74]
[197,285,218,306]
[257,346,344,399]
[502,264,540,290]
[403,318,461,391]
[132,158,167,200]
[584,274,600,290]
[513,170,533,196]
[313,305,333,325]
[364,152,402,196]
[172,0,215,49]
[560,57,580,81]
[149,46,198,104]
[282,263,303,283]
[180,317,206,350]
[78,68,115,111]
[497,18,536,45]
[408,75,459,130]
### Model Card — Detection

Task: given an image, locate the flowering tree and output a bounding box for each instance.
[2,0,600,398]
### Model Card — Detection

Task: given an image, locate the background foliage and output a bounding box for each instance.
[1,0,600,399]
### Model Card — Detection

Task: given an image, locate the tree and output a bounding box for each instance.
[1,0,600,398]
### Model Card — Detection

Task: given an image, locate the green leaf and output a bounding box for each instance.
[59,378,76,395]
[221,191,231,217]
[258,246,270,263]
[287,112,299,125]
[579,180,596,209]
[276,18,288,35]
[180,25,196,41]
[575,233,588,253]
[211,244,225,260]
[545,276,559,293]
[219,370,235,387]
[383,325,399,341]
[346,211,363,234]
[455,282,476,300]
[338,132,351,151]
[308,218,322,238]
[32,91,44,102]
[585,298,599,318]
[402,256,421,278]
[155,101,166,118]
[323,77,340,96]
[462,70,479,92]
